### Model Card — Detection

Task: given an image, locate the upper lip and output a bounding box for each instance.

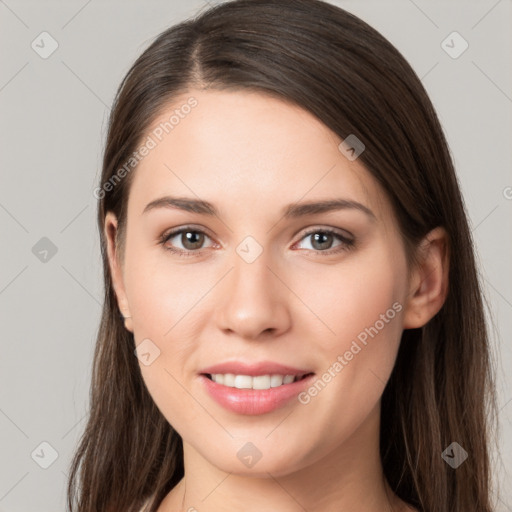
[200,361,314,377]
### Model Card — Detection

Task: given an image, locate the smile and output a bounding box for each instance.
[199,372,315,415]
[205,373,311,390]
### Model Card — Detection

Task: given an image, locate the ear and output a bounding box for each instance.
[104,212,133,333]
[402,226,450,329]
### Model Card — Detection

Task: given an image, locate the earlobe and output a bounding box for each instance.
[402,227,450,329]
[104,212,134,333]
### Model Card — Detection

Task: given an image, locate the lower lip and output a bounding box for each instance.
[199,374,315,415]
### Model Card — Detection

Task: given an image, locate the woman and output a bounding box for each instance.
[67,1,499,511]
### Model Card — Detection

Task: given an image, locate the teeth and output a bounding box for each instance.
[210,373,302,390]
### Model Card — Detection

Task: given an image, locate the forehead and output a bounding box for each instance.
[128,89,387,221]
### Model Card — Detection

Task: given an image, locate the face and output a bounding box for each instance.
[106,89,415,477]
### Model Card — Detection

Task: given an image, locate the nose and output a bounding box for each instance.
[213,249,292,341]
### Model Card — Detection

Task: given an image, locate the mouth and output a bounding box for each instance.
[201,372,314,390]
[198,370,316,415]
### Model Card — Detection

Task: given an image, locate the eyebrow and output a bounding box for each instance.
[142,196,376,221]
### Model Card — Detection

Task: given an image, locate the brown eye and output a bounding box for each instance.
[295,228,355,254]
[309,232,335,250]
[178,230,205,250]
[159,227,214,256]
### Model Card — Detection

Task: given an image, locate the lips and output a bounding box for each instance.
[198,360,315,415]
[199,373,315,415]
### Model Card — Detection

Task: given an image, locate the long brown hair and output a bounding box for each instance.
[66,1,500,510]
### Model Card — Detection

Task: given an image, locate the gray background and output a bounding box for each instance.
[0,0,511,510]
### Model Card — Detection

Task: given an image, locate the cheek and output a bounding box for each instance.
[138,361,207,450]
[126,258,204,432]
[291,243,406,354]
[124,249,203,340]
[124,253,210,400]
[292,244,406,412]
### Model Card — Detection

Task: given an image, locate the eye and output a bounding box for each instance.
[158,227,215,257]
[293,228,355,255]
[158,226,355,258]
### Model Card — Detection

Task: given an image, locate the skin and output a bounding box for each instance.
[104,89,449,512]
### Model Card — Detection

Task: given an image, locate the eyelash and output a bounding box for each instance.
[158,226,355,258]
